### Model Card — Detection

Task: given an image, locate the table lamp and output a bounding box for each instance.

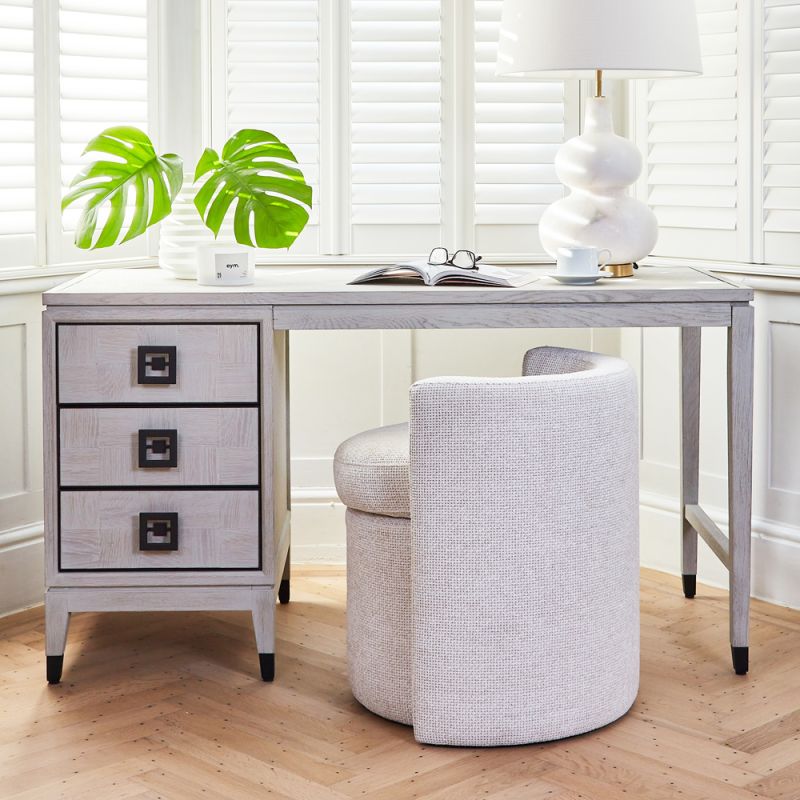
[497,0,702,277]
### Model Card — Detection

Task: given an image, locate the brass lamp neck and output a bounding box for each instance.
[595,68,603,98]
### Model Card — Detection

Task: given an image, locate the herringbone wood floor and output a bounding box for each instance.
[1,568,799,800]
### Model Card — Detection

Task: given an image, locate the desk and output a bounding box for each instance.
[42,264,754,680]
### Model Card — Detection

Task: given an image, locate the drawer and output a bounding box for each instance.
[60,490,259,570]
[58,324,258,404]
[60,407,259,487]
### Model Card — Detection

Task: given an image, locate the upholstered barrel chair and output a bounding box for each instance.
[334,346,640,747]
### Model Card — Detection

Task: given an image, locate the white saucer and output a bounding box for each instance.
[547,273,606,285]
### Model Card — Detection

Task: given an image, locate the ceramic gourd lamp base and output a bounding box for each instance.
[539,96,658,270]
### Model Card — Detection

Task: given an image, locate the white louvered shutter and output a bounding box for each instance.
[56,0,150,263]
[763,0,800,266]
[638,0,740,261]
[223,0,320,253]
[0,0,36,268]
[349,0,442,254]
[474,0,570,255]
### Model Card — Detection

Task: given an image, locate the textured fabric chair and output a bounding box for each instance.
[334,346,640,746]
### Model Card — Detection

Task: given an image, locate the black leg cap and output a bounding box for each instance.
[732,646,749,675]
[278,578,290,605]
[47,655,64,685]
[259,653,275,682]
[682,574,697,599]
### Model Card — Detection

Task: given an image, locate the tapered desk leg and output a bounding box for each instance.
[45,591,70,684]
[252,587,275,681]
[279,546,291,604]
[728,304,754,675]
[680,327,701,599]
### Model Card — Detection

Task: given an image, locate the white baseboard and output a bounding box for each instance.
[2,491,796,617]
[640,490,800,610]
[0,522,44,617]
[290,490,347,564]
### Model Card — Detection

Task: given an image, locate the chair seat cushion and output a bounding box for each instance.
[333,423,410,518]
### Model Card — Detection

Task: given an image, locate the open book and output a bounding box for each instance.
[349,260,538,288]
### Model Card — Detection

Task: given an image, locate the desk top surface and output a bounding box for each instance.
[44,264,753,306]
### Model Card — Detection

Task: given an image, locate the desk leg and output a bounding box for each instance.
[728,304,754,675]
[680,327,701,599]
[279,546,291,604]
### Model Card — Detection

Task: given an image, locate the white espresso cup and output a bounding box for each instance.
[556,246,612,276]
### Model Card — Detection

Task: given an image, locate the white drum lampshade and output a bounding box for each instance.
[497,0,702,275]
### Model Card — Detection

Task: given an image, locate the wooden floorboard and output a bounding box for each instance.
[0,568,798,800]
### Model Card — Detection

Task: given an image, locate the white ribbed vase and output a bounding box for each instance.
[539,96,658,266]
[158,173,234,280]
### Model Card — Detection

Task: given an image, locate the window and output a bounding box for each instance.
[218,0,321,252]
[633,0,800,268]
[634,0,741,262]
[0,0,151,270]
[473,0,570,255]
[348,0,442,254]
[762,0,800,267]
[56,0,150,263]
[213,0,580,258]
[0,0,36,268]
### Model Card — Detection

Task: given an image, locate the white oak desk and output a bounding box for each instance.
[42,265,755,680]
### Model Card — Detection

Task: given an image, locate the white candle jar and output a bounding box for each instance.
[196,244,254,286]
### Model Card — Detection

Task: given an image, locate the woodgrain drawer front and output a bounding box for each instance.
[60,408,259,486]
[60,491,259,570]
[58,324,258,404]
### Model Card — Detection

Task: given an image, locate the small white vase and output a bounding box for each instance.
[539,96,658,266]
[158,172,234,280]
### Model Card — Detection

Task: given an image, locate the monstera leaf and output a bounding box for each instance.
[62,126,183,249]
[194,129,311,249]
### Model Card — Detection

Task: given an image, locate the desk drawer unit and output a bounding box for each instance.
[59,407,259,487]
[60,490,260,570]
[58,323,258,404]
[43,315,282,685]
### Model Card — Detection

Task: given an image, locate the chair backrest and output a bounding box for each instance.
[522,345,623,377]
[408,345,638,547]
[408,345,641,745]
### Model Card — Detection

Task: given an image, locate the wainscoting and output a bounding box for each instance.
[0,290,44,615]
[621,276,800,609]
[2,275,799,615]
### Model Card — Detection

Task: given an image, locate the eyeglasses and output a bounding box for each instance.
[428,247,483,270]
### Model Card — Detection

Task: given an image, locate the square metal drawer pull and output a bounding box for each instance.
[138,429,178,468]
[139,512,179,551]
[137,345,177,385]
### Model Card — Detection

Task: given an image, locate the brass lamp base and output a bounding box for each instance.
[602,263,635,278]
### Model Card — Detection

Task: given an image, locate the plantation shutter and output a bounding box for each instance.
[474,0,569,255]
[218,0,576,258]
[637,0,741,261]
[349,0,442,254]
[56,0,150,263]
[223,0,320,254]
[0,0,36,268]
[762,0,800,266]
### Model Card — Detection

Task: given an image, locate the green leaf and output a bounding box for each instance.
[62,126,184,249]
[194,128,311,249]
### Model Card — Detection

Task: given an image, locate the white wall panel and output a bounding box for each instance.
[627,279,800,609]
[4,283,800,611]
[411,328,593,380]
[0,293,42,530]
[289,329,388,490]
[0,291,43,615]
[0,324,26,498]
[768,321,800,495]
